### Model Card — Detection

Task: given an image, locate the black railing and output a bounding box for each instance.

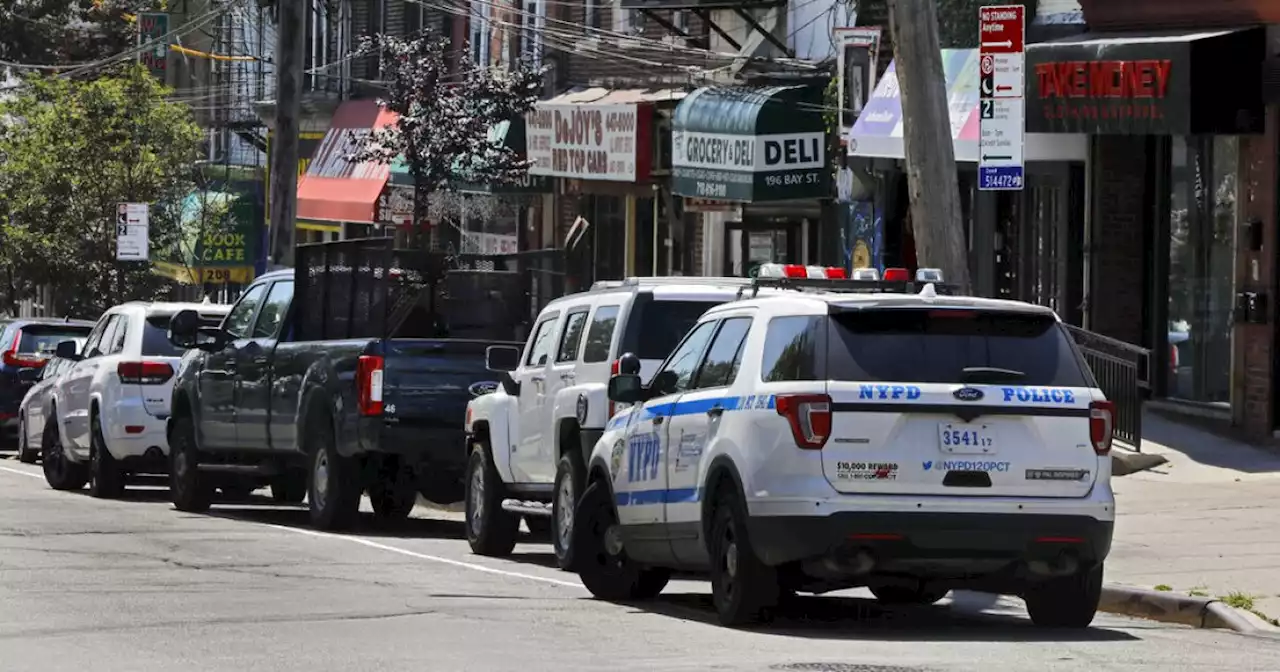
[1065,324,1151,451]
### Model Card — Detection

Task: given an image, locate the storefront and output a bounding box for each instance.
[671,85,832,277]
[296,100,398,241]
[847,49,1088,307]
[525,88,685,285]
[1025,26,1266,428]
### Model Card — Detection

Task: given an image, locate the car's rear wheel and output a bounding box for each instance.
[551,451,585,570]
[709,487,779,627]
[169,414,211,513]
[1025,563,1103,628]
[88,416,125,499]
[42,420,87,491]
[17,415,38,464]
[574,480,669,601]
[306,415,361,531]
[464,443,518,557]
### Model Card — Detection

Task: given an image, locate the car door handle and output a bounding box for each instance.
[653,416,665,425]
[560,372,575,381]
[531,375,545,383]
[707,405,724,417]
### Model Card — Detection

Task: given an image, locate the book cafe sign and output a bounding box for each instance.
[525,103,651,182]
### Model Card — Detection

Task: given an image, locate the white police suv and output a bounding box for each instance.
[571,264,1116,629]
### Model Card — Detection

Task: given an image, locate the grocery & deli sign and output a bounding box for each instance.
[671,131,828,202]
[525,104,653,182]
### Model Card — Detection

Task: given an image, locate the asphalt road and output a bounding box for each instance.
[3,457,1280,672]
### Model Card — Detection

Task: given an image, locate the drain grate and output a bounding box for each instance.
[770,665,927,672]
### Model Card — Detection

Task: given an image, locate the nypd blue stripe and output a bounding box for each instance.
[616,487,702,506]
[605,394,777,430]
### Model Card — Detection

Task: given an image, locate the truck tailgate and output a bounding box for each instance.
[380,339,520,428]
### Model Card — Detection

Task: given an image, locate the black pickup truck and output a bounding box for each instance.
[165,239,525,530]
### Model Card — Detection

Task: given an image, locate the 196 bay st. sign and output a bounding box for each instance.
[672,131,827,202]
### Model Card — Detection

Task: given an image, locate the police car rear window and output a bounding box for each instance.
[827,309,1091,387]
[627,300,720,360]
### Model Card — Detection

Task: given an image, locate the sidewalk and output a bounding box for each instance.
[1108,410,1280,621]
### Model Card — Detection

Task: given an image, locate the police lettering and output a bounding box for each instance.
[626,432,661,483]
[858,384,923,400]
[1001,387,1077,404]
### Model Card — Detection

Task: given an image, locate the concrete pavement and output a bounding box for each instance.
[1109,411,1280,623]
[4,461,1280,672]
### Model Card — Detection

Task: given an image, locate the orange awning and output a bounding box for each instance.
[297,100,399,224]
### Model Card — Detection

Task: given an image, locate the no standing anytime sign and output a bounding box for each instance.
[978,5,1025,191]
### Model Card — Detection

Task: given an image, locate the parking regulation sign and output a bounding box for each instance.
[978,5,1025,191]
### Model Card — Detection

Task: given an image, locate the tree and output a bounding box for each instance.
[0,0,148,69]
[0,63,203,317]
[352,34,544,251]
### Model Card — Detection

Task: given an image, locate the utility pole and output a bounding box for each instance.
[887,0,973,293]
[268,0,305,270]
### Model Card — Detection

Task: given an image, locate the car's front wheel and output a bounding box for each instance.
[1025,563,1103,628]
[88,416,125,499]
[464,443,518,557]
[306,416,361,531]
[17,415,38,464]
[573,480,669,601]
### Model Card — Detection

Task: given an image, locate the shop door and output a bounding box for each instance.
[723,221,801,277]
[1016,166,1085,324]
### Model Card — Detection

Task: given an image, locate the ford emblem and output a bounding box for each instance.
[953,387,984,402]
[469,381,499,397]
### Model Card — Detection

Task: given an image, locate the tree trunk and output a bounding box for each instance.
[887,0,973,293]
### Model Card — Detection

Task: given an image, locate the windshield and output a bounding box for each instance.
[827,309,1092,387]
[627,299,721,360]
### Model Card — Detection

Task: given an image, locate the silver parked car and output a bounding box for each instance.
[15,338,87,464]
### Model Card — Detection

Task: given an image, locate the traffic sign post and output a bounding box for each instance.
[116,202,150,261]
[978,5,1025,192]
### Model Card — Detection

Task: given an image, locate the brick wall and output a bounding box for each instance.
[1087,136,1148,346]
[1233,106,1278,437]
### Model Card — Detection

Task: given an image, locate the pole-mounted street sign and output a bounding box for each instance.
[978,5,1025,191]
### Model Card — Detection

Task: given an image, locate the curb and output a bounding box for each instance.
[1110,450,1168,476]
[1099,586,1272,633]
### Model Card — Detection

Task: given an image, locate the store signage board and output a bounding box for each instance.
[525,104,644,182]
[116,202,150,261]
[978,5,1025,191]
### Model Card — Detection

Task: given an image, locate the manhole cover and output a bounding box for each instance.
[771,665,926,672]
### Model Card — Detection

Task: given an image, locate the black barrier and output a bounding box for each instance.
[1065,324,1151,451]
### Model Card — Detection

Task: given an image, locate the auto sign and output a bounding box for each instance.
[469,381,499,397]
[953,387,984,402]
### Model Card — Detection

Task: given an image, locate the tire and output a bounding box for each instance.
[573,480,669,601]
[17,415,38,464]
[464,443,518,557]
[306,415,361,531]
[271,473,307,504]
[42,420,87,491]
[369,477,417,522]
[709,487,780,627]
[1025,563,1104,629]
[169,414,212,513]
[870,583,950,606]
[88,416,125,499]
[551,451,586,570]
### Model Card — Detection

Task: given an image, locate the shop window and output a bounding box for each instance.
[1166,137,1237,404]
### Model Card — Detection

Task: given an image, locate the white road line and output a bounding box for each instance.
[262,522,586,589]
[0,465,43,479]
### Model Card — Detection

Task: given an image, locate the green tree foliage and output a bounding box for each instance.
[0,0,150,68]
[936,0,1037,48]
[0,63,203,317]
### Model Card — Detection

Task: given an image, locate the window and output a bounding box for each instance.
[224,283,267,339]
[90,315,123,358]
[582,305,619,363]
[761,316,822,382]
[584,0,601,30]
[826,309,1091,387]
[142,316,184,357]
[105,316,130,355]
[521,0,546,67]
[624,299,720,360]
[13,325,92,356]
[253,281,295,339]
[556,310,589,363]
[654,320,717,395]
[612,0,637,33]
[693,317,752,389]
[471,2,492,65]
[78,319,109,360]
[672,9,688,34]
[525,316,559,366]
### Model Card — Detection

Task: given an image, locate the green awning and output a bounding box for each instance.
[153,190,259,284]
[389,119,550,195]
[671,86,830,203]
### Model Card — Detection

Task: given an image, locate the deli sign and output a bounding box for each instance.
[672,131,828,202]
[525,103,652,182]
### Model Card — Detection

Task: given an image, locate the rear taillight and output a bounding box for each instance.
[1089,400,1115,455]
[117,361,174,385]
[774,393,832,450]
[357,355,385,416]
[2,330,46,368]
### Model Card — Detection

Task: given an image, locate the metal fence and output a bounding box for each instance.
[1065,324,1151,451]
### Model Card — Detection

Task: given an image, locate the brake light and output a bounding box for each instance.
[774,394,832,449]
[2,330,46,368]
[1089,400,1115,455]
[883,267,910,282]
[116,361,174,385]
[357,355,385,416]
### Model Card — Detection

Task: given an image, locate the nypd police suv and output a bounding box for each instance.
[570,265,1116,629]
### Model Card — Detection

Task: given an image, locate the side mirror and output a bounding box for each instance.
[169,309,201,349]
[650,370,678,396]
[607,374,644,404]
[618,351,641,375]
[194,326,232,352]
[54,339,82,362]
[486,345,521,372]
[16,367,40,383]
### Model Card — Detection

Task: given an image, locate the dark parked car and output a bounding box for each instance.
[0,318,96,446]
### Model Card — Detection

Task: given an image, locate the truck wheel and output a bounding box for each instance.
[369,480,417,522]
[17,415,38,464]
[88,417,126,499]
[271,473,307,504]
[307,418,361,531]
[709,488,780,627]
[464,443,518,556]
[574,480,669,601]
[551,451,586,570]
[42,420,87,491]
[169,414,212,513]
[870,583,950,606]
[1025,563,1103,628]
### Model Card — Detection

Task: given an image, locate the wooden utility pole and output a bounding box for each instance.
[268,0,305,270]
[887,0,973,293]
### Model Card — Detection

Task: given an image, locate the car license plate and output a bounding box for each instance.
[938,423,996,454]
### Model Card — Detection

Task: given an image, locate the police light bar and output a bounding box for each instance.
[756,264,848,279]
[851,268,879,281]
[916,268,944,283]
